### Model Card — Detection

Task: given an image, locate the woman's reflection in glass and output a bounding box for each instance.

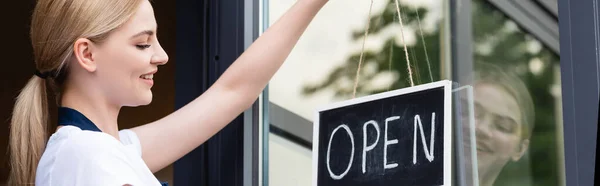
[461,62,535,186]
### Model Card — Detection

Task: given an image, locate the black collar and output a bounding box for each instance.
[57,107,102,132]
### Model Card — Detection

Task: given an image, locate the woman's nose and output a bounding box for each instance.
[475,115,493,139]
[151,42,169,65]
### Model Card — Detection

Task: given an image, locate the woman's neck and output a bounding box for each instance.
[480,180,495,186]
[60,87,121,140]
[479,164,504,186]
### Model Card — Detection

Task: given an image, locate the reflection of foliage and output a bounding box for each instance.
[303,0,561,186]
[302,0,440,97]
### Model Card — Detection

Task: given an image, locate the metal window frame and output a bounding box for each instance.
[558,1,600,186]
[260,1,270,185]
[174,0,260,185]
[244,1,261,186]
[487,0,559,53]
[269,103,313,147]
[536,0,558,17]
[450,1,473,185]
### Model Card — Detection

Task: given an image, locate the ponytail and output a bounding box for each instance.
[8,75,49,185]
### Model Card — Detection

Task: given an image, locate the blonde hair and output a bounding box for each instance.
[9,0,143,184]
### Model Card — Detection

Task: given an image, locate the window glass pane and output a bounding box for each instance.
[268,2,447,121]
[467,0,564,185]
[269,133,312,186]
[267,0,447,185]
[265,0,564,185]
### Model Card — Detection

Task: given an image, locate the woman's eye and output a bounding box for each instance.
[496,124,510,133]
[495,118,516,133]
[136,44,151,49]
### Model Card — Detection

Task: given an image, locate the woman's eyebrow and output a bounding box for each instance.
[131,30,154,39]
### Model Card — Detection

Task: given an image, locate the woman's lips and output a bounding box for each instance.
[461,139,493,154]
[140,77,154,86]
[140,70,157,87]
[476,141,493,153]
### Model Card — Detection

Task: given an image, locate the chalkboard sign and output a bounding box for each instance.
[312,80,452,186]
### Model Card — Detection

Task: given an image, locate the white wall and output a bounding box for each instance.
[269,134,312,186]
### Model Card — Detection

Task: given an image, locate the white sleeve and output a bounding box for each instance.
[119,129,143,157]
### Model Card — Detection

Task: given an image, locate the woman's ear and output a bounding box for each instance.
[73,38,97,73]
[511,139,530,161]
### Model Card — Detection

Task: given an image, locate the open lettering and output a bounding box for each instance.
[325,112,436,180]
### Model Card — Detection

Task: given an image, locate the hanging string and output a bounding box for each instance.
[410,47,421,84]
[415,8,434,82]
[394,0,415,87]
[354,0,422,98]
[352,0,374,98]
[387,40,394,91]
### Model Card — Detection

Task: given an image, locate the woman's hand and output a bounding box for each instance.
[132,0,328,172]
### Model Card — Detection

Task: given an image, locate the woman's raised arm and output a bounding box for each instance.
[131,0,328,172]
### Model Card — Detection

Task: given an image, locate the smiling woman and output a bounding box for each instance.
[8,0,329,185]
[10,0,146,184]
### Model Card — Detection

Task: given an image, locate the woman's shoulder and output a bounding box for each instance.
[39,126,136,170]
[50,126,125,156]
[36,126,144,185]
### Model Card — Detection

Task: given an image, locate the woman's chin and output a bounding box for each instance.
[142,94,153,105]
[133,92,153,106]
[141,99,153,106]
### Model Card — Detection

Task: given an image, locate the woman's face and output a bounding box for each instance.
[461,83,529,177]
[91,0,168,107]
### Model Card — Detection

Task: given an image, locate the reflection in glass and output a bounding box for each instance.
[470,0,563,186]
[462,63,535,186]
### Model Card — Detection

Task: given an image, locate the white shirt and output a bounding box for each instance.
[35,126,161,186]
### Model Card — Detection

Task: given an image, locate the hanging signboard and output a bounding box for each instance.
[313,80,452,186]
